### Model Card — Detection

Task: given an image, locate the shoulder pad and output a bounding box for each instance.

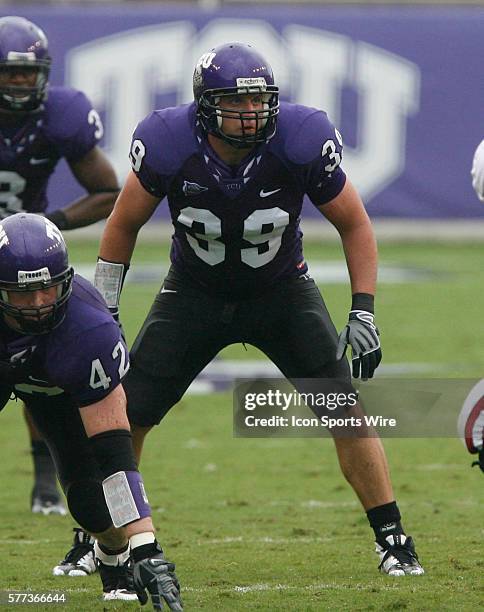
[272,102,341,165]
[132,102,198,177]
[43,86,95,141]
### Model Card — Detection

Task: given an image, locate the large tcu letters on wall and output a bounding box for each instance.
[5,5,484,218]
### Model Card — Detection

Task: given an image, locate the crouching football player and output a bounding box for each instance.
[0,213,182,610]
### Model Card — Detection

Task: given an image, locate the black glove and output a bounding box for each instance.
[129,543,183,611]
[336,310,382,380]
[472,447,484,473]
[0,347,35,385]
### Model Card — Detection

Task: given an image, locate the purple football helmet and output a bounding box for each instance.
[193,42,279,148]
[0,16,51,112]
[0,213,73,335]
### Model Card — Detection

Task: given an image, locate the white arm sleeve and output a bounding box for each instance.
[471,139,484,202]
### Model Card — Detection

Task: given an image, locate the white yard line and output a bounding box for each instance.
[199,536,333,545]
[182,581,402,594]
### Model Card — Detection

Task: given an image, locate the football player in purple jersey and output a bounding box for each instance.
[0,213,182,610]
[0,16,119,520]
[95,42,424,577]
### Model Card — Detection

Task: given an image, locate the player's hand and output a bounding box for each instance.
[130,547,183,611]
[336,310,382,380]
[471,139,484,202]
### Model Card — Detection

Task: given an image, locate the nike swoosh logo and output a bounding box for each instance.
[30,157,51,165]
[259,188,281,198]
[160,288,177,294]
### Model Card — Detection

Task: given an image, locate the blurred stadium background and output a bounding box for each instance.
[0,1,483,610]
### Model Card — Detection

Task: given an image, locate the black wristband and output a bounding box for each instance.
[45,209,69,231]
[98,541,129,556]
[351,292,375,313]
[131,541,162,564]
[92,188,120,194]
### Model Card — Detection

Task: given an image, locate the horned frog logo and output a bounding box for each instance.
[0,224,9,250]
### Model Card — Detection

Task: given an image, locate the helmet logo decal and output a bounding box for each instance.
[18,267,51,284]
[197,52,216,70]
[44,218,64,244]
[7,51,36,62]
[236,77,267,89]
[0,225,9,249]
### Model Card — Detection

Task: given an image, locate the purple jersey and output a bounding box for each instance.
[1,275,128,407]
[131,101,345,296]
[0,86,102,217]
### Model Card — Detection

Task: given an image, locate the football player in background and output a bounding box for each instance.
[95,42,425,578]
[471,139,484,202]
[458,380,484,473]
[0,16,119,521]
[0,213,182,610]
[459,142,484,472]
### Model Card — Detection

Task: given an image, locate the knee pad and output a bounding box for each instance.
[66,479,112,534]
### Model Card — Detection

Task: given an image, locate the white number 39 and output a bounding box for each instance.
[89,341,129,390]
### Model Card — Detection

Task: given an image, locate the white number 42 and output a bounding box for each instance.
[89,341,129,390]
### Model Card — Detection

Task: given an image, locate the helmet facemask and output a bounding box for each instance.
[198,84,279,149]
[0,56,51,112]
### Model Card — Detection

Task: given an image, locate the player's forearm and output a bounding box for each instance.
[97,171,160,265]
[80,385,130,437]
[99,213,140,265]
[339,220,378,296]
[48,191,119,230]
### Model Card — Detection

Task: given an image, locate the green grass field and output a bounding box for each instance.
[0,237,483,611]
